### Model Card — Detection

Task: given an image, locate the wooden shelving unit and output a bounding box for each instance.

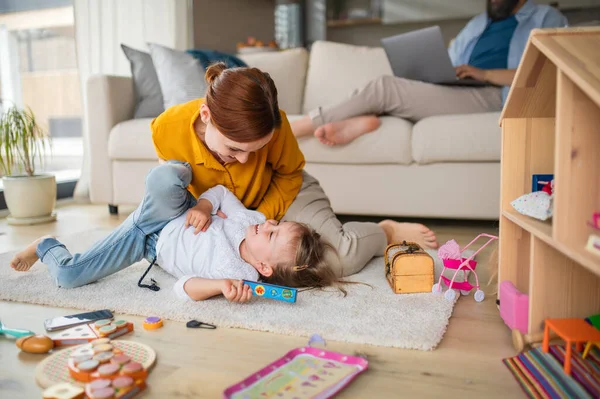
[498,27,600,335]
[326,17,382,28]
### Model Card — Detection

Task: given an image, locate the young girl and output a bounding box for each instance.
[10,162,338,303]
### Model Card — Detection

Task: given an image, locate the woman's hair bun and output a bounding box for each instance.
[205,62,227,85]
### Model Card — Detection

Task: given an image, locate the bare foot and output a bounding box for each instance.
[378,220,439,249]
[10,235,55,272]
[314,115,380,146]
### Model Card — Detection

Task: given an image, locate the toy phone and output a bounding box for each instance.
[243,280,297,303]
[44,309,114,332]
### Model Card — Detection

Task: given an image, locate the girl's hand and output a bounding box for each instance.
[185,199,213,234]
[221,279,253,303]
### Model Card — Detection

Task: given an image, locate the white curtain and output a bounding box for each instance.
[73,0,192,199]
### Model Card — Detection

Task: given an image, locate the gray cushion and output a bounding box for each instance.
[148,43,208,110]
[121,44,164,119]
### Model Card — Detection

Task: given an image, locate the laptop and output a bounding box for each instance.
[381,26,488,87]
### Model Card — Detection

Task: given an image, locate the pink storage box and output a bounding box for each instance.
[499,281,529,334]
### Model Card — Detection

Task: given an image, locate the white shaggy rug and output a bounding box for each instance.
[0,230,469,350]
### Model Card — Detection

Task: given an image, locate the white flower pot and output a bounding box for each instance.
[2,174,57,225]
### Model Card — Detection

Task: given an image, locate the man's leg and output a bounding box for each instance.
[294,76,503,145]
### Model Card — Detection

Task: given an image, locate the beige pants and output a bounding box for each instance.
[309,75,503,126]
[282,172,387,278]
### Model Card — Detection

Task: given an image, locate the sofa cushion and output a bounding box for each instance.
[411,112,501,164]
[291,115,412,165]
[302,41,393,114]
[238,48,308,115]
[108,118,158,160]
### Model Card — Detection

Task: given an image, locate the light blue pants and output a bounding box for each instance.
[36,162,196,289]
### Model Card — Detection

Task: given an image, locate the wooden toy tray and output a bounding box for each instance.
[35,340,156,388]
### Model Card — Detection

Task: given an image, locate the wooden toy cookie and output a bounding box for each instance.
[67,338,148,383]
[42,382,85,399]
[16,334,54,354]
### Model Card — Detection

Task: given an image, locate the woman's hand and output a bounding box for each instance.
[221,279,253,303]
[185,199,214,234]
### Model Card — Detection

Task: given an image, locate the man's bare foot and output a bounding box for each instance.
[314,115,380,146]
[10,235,55,272]
[378,220,439,249]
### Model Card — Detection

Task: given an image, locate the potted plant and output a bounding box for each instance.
[0,103,55,225]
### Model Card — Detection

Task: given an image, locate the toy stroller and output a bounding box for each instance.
[432,233,498,302]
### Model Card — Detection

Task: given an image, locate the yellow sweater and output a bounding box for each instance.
[151,99,305,221]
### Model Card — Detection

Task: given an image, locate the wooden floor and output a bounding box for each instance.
[0,204,524,398]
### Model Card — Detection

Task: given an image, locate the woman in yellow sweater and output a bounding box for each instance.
[151,62,438,277]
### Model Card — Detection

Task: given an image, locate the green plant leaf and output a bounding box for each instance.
[0,104,51,177]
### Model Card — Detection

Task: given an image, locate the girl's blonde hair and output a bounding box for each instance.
[263,223,349,295]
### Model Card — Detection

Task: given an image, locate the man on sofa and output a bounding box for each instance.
[291,0,567,146]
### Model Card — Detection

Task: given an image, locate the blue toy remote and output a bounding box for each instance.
[243,280,297,303]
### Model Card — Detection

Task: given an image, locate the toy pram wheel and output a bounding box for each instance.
[432,283,442,294]
[474,290,485,302]
[460,290,471,296]
[444,289,457,301]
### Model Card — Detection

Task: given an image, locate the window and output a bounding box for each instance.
[0,0,81,205]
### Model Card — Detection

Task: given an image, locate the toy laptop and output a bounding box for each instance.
[223,346,368,398]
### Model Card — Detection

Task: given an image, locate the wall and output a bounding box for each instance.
[327,17,469,47]
[192,0,275,53]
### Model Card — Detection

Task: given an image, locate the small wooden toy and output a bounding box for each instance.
[585,234,600,256]
[499,281,529,334]
[543,318,600,375]
[512,329,558,353]
[42,382,85,399]
[67,338,149,383]
[48,320,134,347]
[223,346,368,398]
[142,317,163,330]
[84,376,147,399]
[16,334,55,354]
[0,318,34,338]
[35,339,156,389]
[243,280,297,303]
[384,241,434,294]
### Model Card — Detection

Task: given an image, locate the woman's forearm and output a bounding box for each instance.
[484,69,517,87]
[183,277,224,301]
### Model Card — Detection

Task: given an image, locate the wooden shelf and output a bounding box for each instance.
[327,17,381,28]
[498,27,600,335]
[502,209,600,276]
[502,209,552,242]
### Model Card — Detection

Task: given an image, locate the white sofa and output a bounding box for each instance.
[87,41,501,219]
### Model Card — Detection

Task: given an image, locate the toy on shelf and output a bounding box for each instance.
[384,241,434,294]
[243,280,298,303]
[531,174,554,192]
[47,319,134,347]
[223,346,368,399]
[0,318,34,338]
[433,233,498,302]
[499,281,529,334]
[16,334,55,354]
[543,318,600,375]
[511,179,554,221]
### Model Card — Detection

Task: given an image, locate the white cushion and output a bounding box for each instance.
[411,112,501,164]
[294,115,412,165]
[302,41,393,114]
[238,48,308,115]
[108,119,157,160]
